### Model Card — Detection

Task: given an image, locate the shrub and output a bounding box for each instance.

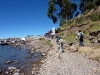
[85,1,95,10]
[45,40,51,46]
[90,13,98,21]
[56,28,62,33]
[39,38,44,40]
[98,14,100,20]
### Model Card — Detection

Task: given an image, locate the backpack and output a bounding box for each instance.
[56,37,60,42]
[79,32,84,39]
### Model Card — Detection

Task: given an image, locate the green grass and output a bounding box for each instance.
[90,22,100,32]
[59,33,65,36]
[90,13,100,21]
[62,32,77,43]
[39,38,45,43]
[45,40,52,46]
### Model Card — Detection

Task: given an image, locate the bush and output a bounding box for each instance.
[45,40,51,46]
[90,13,98,21]
[85,1,95,10]
[39,38,45,41]
[56,28,61,33]
[98,14,100,20]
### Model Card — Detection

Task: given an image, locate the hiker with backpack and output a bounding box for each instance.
[78,30,84,46]
[56,36,60,44]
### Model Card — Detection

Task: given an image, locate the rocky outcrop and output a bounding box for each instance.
[26,38,52,53]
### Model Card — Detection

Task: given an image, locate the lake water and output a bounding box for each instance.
[0,45,42,74]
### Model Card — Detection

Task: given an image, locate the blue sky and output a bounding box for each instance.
[0,0,80,39]
[0,0,60,38]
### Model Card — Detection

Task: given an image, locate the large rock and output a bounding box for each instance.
[42,52,46,56]
[0,69,3,74]
[98,39,100,43]
[92,68,98,73]
[89,36,94,41]
[8,67,16,70]
[14,69,21,73]
[68,42,74,46]
[69,45,79,52]
[14,73,20,75]
[6,61,13,64]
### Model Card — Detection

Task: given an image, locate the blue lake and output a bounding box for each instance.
[0,45,42,74]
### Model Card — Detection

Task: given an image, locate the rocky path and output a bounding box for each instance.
[38,39,100,75]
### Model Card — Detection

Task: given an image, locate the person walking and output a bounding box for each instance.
[78,30,84,46]
[51,32,54,39]
[59,38,63,54]
[56,36,60,44]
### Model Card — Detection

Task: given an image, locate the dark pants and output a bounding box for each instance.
[59,42,63,54]
[79,39,84,46]
[51,35,54,39]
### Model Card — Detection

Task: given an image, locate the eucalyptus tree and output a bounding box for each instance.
[79,0,100,13]
[47,0,77,26]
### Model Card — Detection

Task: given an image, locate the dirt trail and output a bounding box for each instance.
[38,39,100,75]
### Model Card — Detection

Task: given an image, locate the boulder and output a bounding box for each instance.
[30,51,34,54]
[14,69,21,73]
[5,71,9,74]
[6,61,13,64]
[42,52,46,56]
[31,71,35,75]
[98,39,100,43]
[88,36,94,41]
[14,73,20,75]
[69,45,79,52]
[8,67,16,70]
[92,68,98,73]
[0,69,3,74]
[14,61,18,64]
[68,42,74,46]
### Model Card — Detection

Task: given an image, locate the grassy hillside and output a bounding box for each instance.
[56,6,100,45]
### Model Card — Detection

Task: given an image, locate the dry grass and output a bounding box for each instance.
[78,46,100,61]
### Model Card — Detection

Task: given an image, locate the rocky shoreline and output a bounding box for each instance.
[0,37,52,75]
[1,37,100,75]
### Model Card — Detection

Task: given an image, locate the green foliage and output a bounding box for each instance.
[94,0,100,6]
[56,28,62,33]
[39,38,45,43]
[90,13,98,21]
[63,32,77,43]
[39,38,45,40]
[80,0,100,13]
[59,19,66,27]
[93,6,97,10]
[90,22,100,32]
[59,33,64,36]
[47,0,57,23]
[90,40,95,43]
[98,14,100,20]
[47,0,77,24]
[45,40,51,46]
[39,38,52,46]
[85,1,95,10]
